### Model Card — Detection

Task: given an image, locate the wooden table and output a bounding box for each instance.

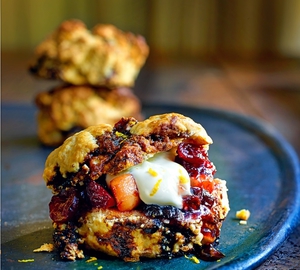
[2,51,300,269]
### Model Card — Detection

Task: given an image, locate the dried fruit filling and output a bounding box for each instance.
[49,142,218,224]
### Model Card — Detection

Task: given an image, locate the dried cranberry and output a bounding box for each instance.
[202,190,215,208]
[49,188,80,223]
[86,180,116,208]
[182,195,201,211]
[182,160,215,178]
[191,187,203,196]
[177,143,208,164]
[176,143,216,190]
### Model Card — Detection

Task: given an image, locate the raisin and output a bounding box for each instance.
[197,244,225,261]
[143,204,163,218]
[143,204,182,219]
[49,188,80,223]
[162,205,181,219]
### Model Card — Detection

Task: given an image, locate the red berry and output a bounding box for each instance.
[182,195,201,211]
[49,188,80,223]
[176,143,216,182]
[177,143,208,164]
[86,180,116,208]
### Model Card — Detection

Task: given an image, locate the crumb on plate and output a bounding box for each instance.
[33,243,54,253]
[236,209,250,221]
[239,220,248,225]
[86,257,98,263]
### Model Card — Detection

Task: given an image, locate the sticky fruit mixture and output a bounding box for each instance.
[49,142,224,260]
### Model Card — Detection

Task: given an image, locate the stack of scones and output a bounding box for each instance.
[29,19,149,146]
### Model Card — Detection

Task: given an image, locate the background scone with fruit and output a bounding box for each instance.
[29,19,149,146]
[35,85,142,147]
[29,19,149,87]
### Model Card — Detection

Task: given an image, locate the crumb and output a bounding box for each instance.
[236,209,250,221]
[33,243,54,253]
[239,220,248,225]
[86,257,97,263]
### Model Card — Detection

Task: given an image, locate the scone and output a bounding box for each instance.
[29,19,149,87]
[35,84,142,147]
[43,113,230,262]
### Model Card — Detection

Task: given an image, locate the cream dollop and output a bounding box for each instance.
[106,150,191,208]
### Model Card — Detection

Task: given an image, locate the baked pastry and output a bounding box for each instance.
[29,19,149,87]
[35,84,142,147]
[43,113,230,262]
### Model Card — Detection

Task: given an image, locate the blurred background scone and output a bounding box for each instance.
[29,19,149,87]
[29,19,149,146]
[35,85,142,146]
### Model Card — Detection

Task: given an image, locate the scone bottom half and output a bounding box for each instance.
[34,84,143,147]
[43,113,230,262]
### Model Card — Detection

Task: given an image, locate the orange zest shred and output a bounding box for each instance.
[150,179,162,196]
[148,167,158,177]
[18,259,34,263]
[179,169,189,184]
[184,255,200,264]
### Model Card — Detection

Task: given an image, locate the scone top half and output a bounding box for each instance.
[44,113,213,195]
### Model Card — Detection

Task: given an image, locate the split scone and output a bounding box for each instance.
[43,113,230,262]
[35,84,142,147]
[29,19,149,87]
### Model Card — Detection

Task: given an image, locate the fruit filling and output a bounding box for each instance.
[48,141,226,261]
[49,142,218,223]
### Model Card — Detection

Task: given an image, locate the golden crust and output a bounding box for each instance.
[78,208,165,261]
[43,113,212,190]
[130,113,213,145]
[43,124,111,181]
[35,85,142,146]
[29,19,149,87]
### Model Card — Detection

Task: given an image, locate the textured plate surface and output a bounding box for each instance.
[2,103,300,270]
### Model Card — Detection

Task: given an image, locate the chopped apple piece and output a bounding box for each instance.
[110,173,141,211]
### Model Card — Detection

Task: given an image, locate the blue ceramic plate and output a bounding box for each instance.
[2,103,300,270]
